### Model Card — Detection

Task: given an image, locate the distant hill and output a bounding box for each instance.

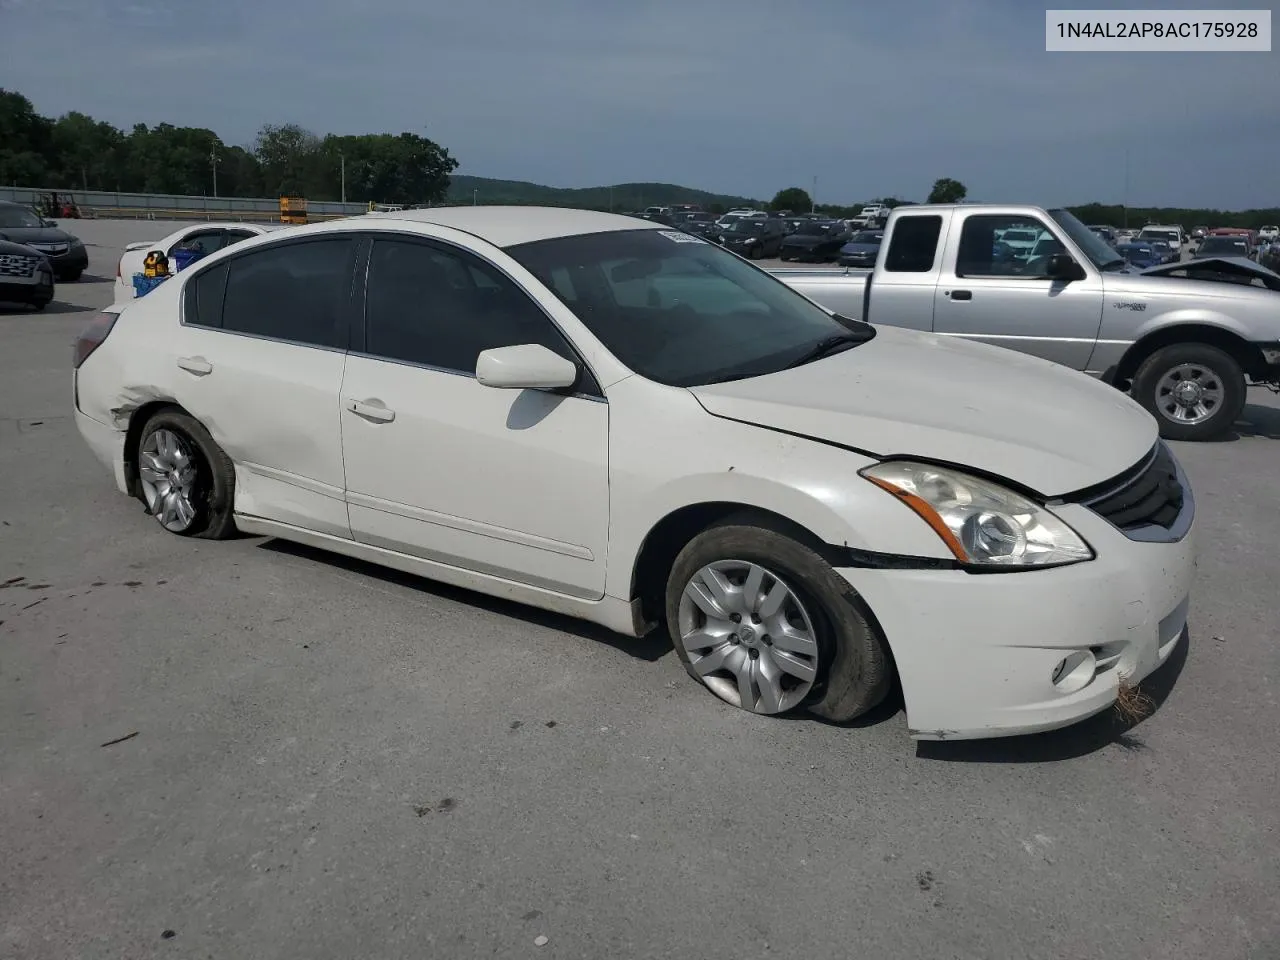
[446,175,763,213]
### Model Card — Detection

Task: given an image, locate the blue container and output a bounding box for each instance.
[132,273,169,297]
[171,248,205,272]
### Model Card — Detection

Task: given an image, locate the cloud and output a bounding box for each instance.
[0,0,1274,207]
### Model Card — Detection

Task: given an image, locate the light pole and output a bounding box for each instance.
[1121,147,1130,229]
[812,175,817,213]
[210,146,220,197]
[339,151,346,204]
[473,188,478,206]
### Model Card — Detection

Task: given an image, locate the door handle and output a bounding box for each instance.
[176,356,212,376]
[346,398,396,423]
[947,290,973,301]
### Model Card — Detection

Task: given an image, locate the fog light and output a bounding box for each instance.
[1051,650,1097,694]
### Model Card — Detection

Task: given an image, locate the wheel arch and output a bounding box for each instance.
[1111,323,1265,389]
[121,399,192,498]
[628,501,844,629]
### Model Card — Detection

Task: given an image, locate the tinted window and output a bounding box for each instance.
[957,216,1059,278]
[884,215,942,272]
[364,239,578,376]
[221,238,355,348]
[507,229,874,388]
[223,230,258,244]
[183,260,229,329]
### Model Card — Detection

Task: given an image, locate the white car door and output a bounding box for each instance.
[339,235,609,600]
[170,236,358,537]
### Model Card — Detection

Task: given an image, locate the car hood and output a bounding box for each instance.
[783,234,827,245]
[0,225,75,245]
[839,242,880,255]
[689,325,1156,496]
[1140,255,1280,292]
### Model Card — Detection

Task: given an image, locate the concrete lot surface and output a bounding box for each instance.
[1,220,1278,960]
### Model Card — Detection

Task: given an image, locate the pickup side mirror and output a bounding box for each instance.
[475,343,578,391]
[1046,253,1087,281]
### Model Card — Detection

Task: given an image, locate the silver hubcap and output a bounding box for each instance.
[1155,363,1224,425]
[138,429,199,532]
[677,560,820,715]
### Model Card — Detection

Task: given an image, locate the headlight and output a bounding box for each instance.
[860,461,1094,569]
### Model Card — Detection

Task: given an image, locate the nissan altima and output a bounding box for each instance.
[72,207,1195,741]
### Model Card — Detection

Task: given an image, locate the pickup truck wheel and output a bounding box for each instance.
[665,518,890,723]
[1132,343,1246,442]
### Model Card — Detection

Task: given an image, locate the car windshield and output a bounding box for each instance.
[1199,237,1248,254]
[0,206,44,228]
[1140,229,1179,244]
[1119,244,1153,258]
[850,231,883,244]
[727,221,765,235]
[1048,208,1128,271]
[506,228,874,387]
[795,221,834,236]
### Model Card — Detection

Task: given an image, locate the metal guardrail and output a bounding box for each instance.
[0,186,368,222]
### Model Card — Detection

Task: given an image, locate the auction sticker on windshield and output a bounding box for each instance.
[1046,9,1270,51]
[659,231,707,243]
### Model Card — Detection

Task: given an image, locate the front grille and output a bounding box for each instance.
[31,243,69,256]
[0,253,40,278]
[1071,443,1185,532]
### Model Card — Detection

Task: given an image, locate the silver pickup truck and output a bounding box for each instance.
[767,203,1280,441]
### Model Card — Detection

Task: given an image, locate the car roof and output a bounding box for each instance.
[361,206,664,248]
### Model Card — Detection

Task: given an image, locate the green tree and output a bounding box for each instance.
[49,112,127,190]
[0,89,53,185]
[255,123,322,196]
[927,178,967,204]
[771,186,813,212]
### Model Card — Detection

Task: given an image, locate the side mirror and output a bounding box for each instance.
[476,343,578,391]
[1046,253,1086,281]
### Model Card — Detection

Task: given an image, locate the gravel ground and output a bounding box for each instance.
[1,220,1277,960]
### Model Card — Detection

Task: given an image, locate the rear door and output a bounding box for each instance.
[171,236,358,537]
[931,212,1104,369]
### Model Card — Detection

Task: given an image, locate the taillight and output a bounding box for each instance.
[73,311,119,369]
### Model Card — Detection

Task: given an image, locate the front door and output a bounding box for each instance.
[339,236,609,600]
[932,213,1105,370]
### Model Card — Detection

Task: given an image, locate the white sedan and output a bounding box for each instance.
[73,207,1195,741]
[112,222,280,304]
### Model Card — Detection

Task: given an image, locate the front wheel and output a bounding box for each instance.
[664,517,890,722]
[1131,343,1246,442]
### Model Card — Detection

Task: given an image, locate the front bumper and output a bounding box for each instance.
[839,495,1195,740]
[0,270,54,305]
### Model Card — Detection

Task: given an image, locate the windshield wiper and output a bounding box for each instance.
[783,331,871,370]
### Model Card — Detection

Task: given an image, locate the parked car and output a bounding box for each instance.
[836,230,884,267]
[778,219,852,262]
[114,223,279,304]
[1191,235,1251,260]
[0,200,89,281]
[1137,224,1184,253]
[678,211,720,238]
[1115,242,1161,269]
[768,203,1280,441]
[1088,225,1118,246]
[70,206,1195,741]
[717,217,785,259]
[1258,225,1279,243]
[0,237,55,310]
[1146,239,1177,264]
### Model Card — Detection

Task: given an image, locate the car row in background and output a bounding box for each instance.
[0,198,88,309]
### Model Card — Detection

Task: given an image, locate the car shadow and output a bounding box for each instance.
[0,300,90,315]
[1211,402,1280,441]
[71,273,112,285]
[915,625,1191,763]
[256,537,674,662]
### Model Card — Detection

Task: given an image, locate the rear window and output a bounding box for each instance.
[183,261,229,329]
[884,215,942,272]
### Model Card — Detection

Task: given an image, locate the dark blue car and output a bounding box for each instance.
[1116,242,1160,269]
[836,230,884,267]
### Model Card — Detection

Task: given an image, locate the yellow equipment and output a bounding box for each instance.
[142,250,170,278]
[279,196,308,225]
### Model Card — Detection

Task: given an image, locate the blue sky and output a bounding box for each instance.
[1,0,1275,208]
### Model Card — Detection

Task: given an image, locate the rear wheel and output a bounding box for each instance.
[664,517,890,722]
[135,410,238,539]
[1131,342,1246,442]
